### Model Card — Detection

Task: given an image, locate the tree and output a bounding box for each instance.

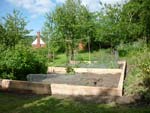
[1,10,30,48]
[0,24,7,51]
[0,10,40,80]
[139,0,150,43]
[43,0,93,63]
[120,0,150,44]
[95,3,122,49]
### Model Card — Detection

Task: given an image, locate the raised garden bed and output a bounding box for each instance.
[28,73,120,88]
[0,61,126,97]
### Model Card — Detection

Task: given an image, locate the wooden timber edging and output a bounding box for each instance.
[117,61,127,96]
[0,79,122,96]
[47,67,122,74]
[0,79,51,95]
[0,61,126,96]
[51,84,122,96]
[47,60,126,74]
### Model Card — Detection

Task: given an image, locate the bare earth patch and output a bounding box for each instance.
[28,73,121,88]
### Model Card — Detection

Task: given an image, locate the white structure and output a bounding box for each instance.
[32,32,46,48]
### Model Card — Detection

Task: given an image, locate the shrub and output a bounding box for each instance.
[139,52,150,99]
[117,40,147,57]
[0,43,47,80]
[140,60,150,75]
[0,72,15,80]
[138,50,150,75]
[65,66,75,74]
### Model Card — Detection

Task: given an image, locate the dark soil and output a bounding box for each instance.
[28,73,121,88]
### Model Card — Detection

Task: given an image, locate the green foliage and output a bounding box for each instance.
[65,66,75,74]
[117,40,147,57]
[1,10,30,48]
[43,0,95,63]
[0,24,7,48]
[42,0,150,51]
[0,43,47,80]
[139,53,150,75]
[0,72,15,79]
[0,10,48,80]
[95,4,122,48]
[119,41,150,97]
[138,50,150,100]
[120,0,150,43]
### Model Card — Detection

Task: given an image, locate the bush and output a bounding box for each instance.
[138,51,150,100]
[0,72,15,80]
[0,43,47,80]
[117,40,147,57]
[140,59,150,75]
[65,66,75,74]
[137,48,150,75]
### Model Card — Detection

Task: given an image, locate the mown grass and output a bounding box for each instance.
[48,49,118,68]
[1,92,150,113]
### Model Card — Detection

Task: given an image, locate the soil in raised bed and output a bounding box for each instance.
[28,73,121,88]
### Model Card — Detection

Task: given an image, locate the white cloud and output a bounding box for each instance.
[6,0,55,17]
[55,0,123,12]
[101,0,124,5]
[81,0,100,12]
[56,0,66,3]
[81,0,123,12]
[7,0,124,17]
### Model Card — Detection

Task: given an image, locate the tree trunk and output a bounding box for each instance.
[70,39,74,61]
[66,41,70,65]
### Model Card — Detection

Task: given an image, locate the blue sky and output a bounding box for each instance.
[0,0,123,35]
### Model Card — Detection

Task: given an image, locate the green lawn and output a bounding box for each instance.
[0,92,150,113]
[49,49,118,68]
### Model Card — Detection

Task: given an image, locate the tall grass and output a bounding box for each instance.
[117,40,150,96]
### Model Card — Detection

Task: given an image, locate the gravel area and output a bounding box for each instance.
[27,73,121,88]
